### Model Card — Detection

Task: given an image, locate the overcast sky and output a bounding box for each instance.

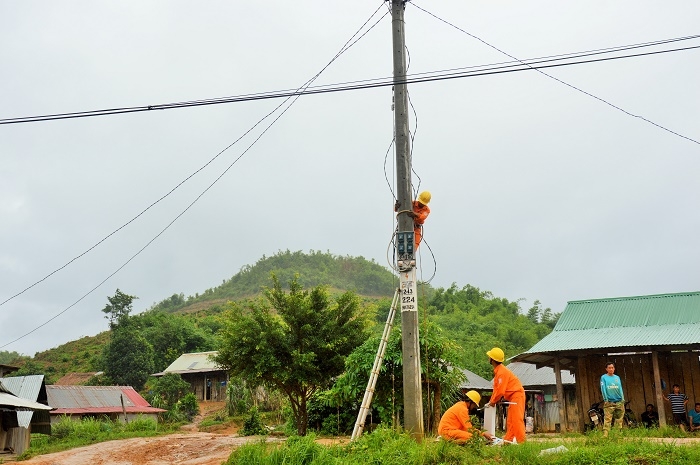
[2,1,699,356]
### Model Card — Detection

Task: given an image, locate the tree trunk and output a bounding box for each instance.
[298,394,308,435]
[432,382,442,434]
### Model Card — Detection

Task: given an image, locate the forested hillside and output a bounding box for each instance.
[1,250,557,384]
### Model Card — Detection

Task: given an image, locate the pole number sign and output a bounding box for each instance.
[400,278,417,312]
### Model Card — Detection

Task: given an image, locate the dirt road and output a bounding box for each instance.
[19,432,279,465]
[20,402,281,465]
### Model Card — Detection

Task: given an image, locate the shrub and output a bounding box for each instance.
[241,407,267,436]
[176,393,199,421]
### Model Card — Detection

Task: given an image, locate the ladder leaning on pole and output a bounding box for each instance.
[351,287,401,441]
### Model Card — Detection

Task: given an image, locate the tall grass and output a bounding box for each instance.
[225,426,700,465]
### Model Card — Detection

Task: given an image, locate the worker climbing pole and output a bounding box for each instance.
[391,0,424,441]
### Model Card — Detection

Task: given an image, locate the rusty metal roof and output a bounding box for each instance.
[45,385,165,415]
[153,351,224,376]
[524,291,700,354]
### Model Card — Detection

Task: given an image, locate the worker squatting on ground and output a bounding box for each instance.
[486,347,527,444]
[438,390,495,444]
[394,191,431,249]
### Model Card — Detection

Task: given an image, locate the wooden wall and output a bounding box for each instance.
[575,351,700,431]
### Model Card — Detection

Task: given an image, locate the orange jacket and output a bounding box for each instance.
[438,401,476,441]
[489,363,525,404]
[412,201,430,227]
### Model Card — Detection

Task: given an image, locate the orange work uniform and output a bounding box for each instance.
[489,363,527,443]
[438,401,477,442]
[412,200,430,248]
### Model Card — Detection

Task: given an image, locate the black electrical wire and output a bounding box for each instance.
[1,33,698,126]
[0,2,390,347]
[410,2,700,145]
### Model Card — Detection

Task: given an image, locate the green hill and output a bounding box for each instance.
[1,250,557,384]
[148,250,398,314]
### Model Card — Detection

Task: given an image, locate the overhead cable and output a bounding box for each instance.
[410,2,700,145]
[0,2,389,346]
[1,34,699,126]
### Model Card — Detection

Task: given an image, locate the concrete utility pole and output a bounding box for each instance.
[391,0,424,441]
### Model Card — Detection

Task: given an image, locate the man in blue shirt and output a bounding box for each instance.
[600,362,625,437]
[689,402,700,433]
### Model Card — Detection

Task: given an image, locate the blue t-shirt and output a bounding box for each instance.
[600,374,624,402]
[689,409,700,426]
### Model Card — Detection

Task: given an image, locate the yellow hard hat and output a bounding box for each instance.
[417,191,431,205]
[466,390,481,406]
[486,347,505,363]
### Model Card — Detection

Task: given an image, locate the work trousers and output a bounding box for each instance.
[503,391,526,443]
[603,401,624,435]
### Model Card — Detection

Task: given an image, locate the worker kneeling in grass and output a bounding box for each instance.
[438,390,494,444]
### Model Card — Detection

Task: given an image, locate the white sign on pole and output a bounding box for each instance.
[400,269,417,312]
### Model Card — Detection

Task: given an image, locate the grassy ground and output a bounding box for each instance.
[225,427,700,465]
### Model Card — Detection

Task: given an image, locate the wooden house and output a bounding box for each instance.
[152,351,228,401]
[514,291,700,431]
[0,376,52,456]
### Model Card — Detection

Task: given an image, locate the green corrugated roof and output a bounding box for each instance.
[525,291,700,353]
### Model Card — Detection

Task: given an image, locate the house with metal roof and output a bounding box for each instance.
[458,368,492,391]
[45,385,165,424]
[513,291,700,431]
[0,375,52,456]
[507,362,576,433]
[152,351,227,401]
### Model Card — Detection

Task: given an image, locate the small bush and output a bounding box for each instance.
[51,416,77,439]
[176,393,199,421]
[241,407,267,436]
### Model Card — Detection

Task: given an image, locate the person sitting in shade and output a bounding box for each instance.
[438,390,494,444]
[689,402,700,433]
[640,404,659,428]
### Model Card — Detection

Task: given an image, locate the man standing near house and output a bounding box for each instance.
[664,384,689,432]
[485,347,526,444]
[600,362,625,437]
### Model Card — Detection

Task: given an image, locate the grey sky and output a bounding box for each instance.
[2,1,699,356]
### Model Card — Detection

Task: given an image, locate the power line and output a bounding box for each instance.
[1,34,699,126]
[0,2,390,347]
[410,2,700,146]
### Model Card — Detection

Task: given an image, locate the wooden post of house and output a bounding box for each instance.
[554,356,568,431]
[651,351,667,427]
[576,356,587,432]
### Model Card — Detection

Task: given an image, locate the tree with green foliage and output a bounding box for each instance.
[426,283,557,380]
[138,311,216,372]
[102,289,138,328]
[102,320,154,390]
[0,350,21,365]
[215,274,372,436]
[331,320,464,433]
[147,373,191,409]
